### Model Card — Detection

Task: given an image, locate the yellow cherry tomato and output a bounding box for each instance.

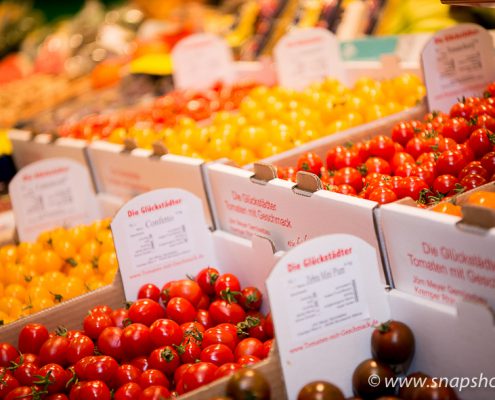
[97,252,119,275]
[4,284,27,302]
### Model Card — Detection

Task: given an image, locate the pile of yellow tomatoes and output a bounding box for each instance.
[0,218,118,325]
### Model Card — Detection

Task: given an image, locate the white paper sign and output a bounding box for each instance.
[111,188,216,301]
[9,158,100,242]
[422,23,495,113]
[381,203,495,311]
[274,28,346,90]
[267,234,389,398]
[172,33,235,90]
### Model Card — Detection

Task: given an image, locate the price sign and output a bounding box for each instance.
[422,23,495,112]
[9,158,100,242]
[111,188,216,300]
[267,234,389,397]
[274,28,346,90]
[172,33,235,91]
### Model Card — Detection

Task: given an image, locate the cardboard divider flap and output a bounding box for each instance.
[252,162,278,183]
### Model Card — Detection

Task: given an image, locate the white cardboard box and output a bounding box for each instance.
[267,234,495,400]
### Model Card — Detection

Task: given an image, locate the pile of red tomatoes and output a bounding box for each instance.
[0,267,274,399]
[279,82,495,205]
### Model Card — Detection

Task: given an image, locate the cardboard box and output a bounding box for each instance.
[0,225,288,399]
[379,182,495,310]
[266,234,495,400]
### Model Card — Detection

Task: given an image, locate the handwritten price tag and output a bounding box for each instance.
[172,33,235,91]
[422,23,495,112]
[274,28,346,90]
[111,188,216,300]
[9,158,100,242]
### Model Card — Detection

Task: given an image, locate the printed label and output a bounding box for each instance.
[172,33,235,90]
[111,189,216,300]
[422,24,495,112]
[274,28,346,90]
[9,158,100,242]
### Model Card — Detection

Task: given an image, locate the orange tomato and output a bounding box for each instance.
[431,202,462,217]
[466,191,495,209]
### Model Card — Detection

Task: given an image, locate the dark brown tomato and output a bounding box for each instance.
[398,372,431,400]
[410,378,458,400]
[297,380,345,400]
[226,368,271,400]
[352,359,395,398]
[371,320,415,367]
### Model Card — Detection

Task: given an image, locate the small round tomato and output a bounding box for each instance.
[396,177,429,201]
[113,364,141,387]
[195,267,220,296]
[215,362,242,379]
[197,294,210,310]
[201,344,234,366]
[234,338,264,361]
[166,298,196,325]
[121,323,152,358]
[334,167,363,192]
[130,356,149,373]
[110,308,129,329]
[0,343,18,368]
[128,299,165,327]
[433,174,459,196]
[368,135,395,160]
[114,382,142,400]
[450,101,473,119]
[97,327,123,361]
[431,202,462,217]
[239,287,262,311]
[174,364,192,385]
[460,174,487,190]
[169,280,202,307]
[237,355,260,367]
[38,363,69,394]
[296,152,323,176]
[18,324,49,355]
[195,309,214,329]
[394,162,417,178]
[391,121,416,146]
[458,161,489,180]
[364,157,391,175]
[45,394,69,400]
[333,147,362,170]
[263,313,274,339]
[139,385,171,400]
[209,300,246,325]
[468,128,494,158]
[214,274,241,298]
[262,339,273,359]
[90,306,113,316]
[13,362,39,386]
[159,281,175,305]
[78,356,118,384]
[338,184,357,196]
[203,327,236,351]
[440,117,471,143]
[13,354,39,367]
[139,369,169,390]
[176,340,202,364]
[149,319,183,348]
[368,187,397,204]
[137,284,161,302]
[149,346,180,376]
[83,312,114,340]
[0,368,19,398]
[436,150,467,176]
[66,333,94,364]
[5,386,38,400]
[474,114,495,132]
[371,320,415,367]
[390,152,415,172]
[405,137,427,159]
[38,336,69,367]
[73,380,111,400]
[480,151,495,176]
[182,362,218,392]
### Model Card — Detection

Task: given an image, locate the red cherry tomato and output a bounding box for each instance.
[209,300,246,325]
[296,152,324,176]
[0,343,18,368]
[394,163,418,178]
[72,380,111,400]
[114,382,142,400]
[460,174,487,190]
[128,299,165,327]
[468,128,494,158]
[110,308,129,329]
[433,175,459,196]
[396,177,429,201]
[12,362,39,386]
[480,151,495,176]
[263,313,274,339]
[440,117,471,143]
[214,273,241,298]
[364,157,391,175]
[113,364,141,387]
[368,187,397,204]
[195,309,214,329]
[368,135,396,160]
[458,161,489,180]
[148,346,180,376]
[66,334,94,365]
[338,184,357,196]
[0,367,19,398]
[139,385,171,400]
[18,324,49,354]
[177,340,202,364]
[203,327,236,351]
[239,287,262,311]
[38,337,69,367]
[137,284,161,302]
[97,327,124,361]
[166,297,196,325]
[197,293,210,310]
[215,362,242,379]
[83,312,114,340]
[149,319,183,348]
[436,150,467,176]
[76,356,119,384]
[237,354,261,367]
[181,362,218,393]
[159,281,175,306]
[130,356,149,373]
[90,305,113,316]
[200,344,234,366]
[234,338,264,361]
[390,152,415,172]
[168,280,203,307]
[391,121,417,146]
[262,339,274,359]
[334,167,364,192]
[138,369,169,390]
[333,147,362,170]
[174,363,192,385]
[195,267,220,296]
[5,386,37,400]
[405,137,427,159]
[450,101,473,119]
[38,363,69,394]
[121,323,152,358]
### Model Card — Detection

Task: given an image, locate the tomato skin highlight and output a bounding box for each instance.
[18,324,49,355]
